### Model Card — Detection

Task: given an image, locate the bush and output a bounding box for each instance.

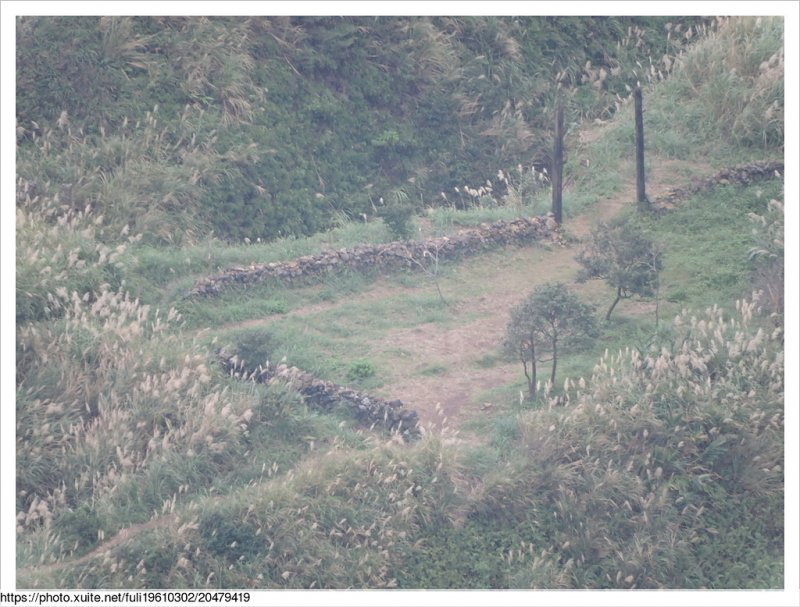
[199,512,263,560]
[576,218,663,320]
[502,283,597,399]
[52,506,106,552]
[377,201,416,240]
[346,359,376,382]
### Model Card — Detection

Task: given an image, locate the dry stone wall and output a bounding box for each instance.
[221,353,421,441]
[189,215,561,297]
[203,161,782,436]
[653,160,783,210]
[188,162,782,298]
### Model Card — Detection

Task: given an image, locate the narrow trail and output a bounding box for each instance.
[17,515,178,580]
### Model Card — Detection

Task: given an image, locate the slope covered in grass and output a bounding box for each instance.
[15,16,785,590]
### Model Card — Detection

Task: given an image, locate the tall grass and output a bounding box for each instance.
[15,104,231,247]
[16,15,785,590]
[647,16,783,158]
[19,434,462,589]
[478,295,783,588]
[15,190,133,324]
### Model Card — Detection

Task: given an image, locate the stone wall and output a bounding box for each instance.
[188,215,561,297]
[653,160,783,210]
[220,353,421,441]
[188,162,782,298]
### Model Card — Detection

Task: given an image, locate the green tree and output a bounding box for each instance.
[576,219,663,321]
[503,283,597,399]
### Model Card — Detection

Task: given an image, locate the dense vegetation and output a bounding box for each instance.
[15,16,785,590]
[17,16,714,243]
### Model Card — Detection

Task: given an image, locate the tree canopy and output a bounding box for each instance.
[576,219,663,320]
[503,282,597,399]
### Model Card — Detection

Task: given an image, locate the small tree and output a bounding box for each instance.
[402,240,448,306]
[503,283,597,400]
[576,219,662,320]
[377,189,415,240]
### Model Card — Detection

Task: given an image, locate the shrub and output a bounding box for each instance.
[52,506,106,552]
[346,359,376,382]
[199,512,263,560]
[377,201,416,240]
[576,218,663,320]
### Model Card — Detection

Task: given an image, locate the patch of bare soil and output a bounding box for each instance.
[367,159,700,430]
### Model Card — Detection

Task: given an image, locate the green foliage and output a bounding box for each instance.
[346,359,377,383]
[16,16,718,245]
[16,17,142,125]
[503,283,597,398]
[576,218,663,320]
[52,506,106,553]
[199,512,262,560]
[397,520,520,588]
[227,328,281,369]
[489,297,783,588]
[418,364,447,377]
[377,198,416,240]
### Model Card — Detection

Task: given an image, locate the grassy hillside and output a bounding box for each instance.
[16,16,715,244]
[15,16,784,590]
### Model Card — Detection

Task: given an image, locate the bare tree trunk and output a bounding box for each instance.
[528,338,537,399]
[433,277,447,307]
[606,287,623,320]
[552,100,565,224]
[406,244,447,306]
[522,359,531,394]
[635,87,648,211]
[550,336,558,386]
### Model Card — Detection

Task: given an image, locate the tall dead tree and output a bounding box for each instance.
[551,100,565,224]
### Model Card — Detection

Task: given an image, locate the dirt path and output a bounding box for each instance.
[17,515,178,581]
[208,159,700,432]
[366,167,689,430]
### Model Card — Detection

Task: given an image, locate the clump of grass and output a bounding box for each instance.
[418,363,447,377]
[646,16,783,157]
[480,295,783,588]
[346,359,377,383]
[15,185,137,324]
